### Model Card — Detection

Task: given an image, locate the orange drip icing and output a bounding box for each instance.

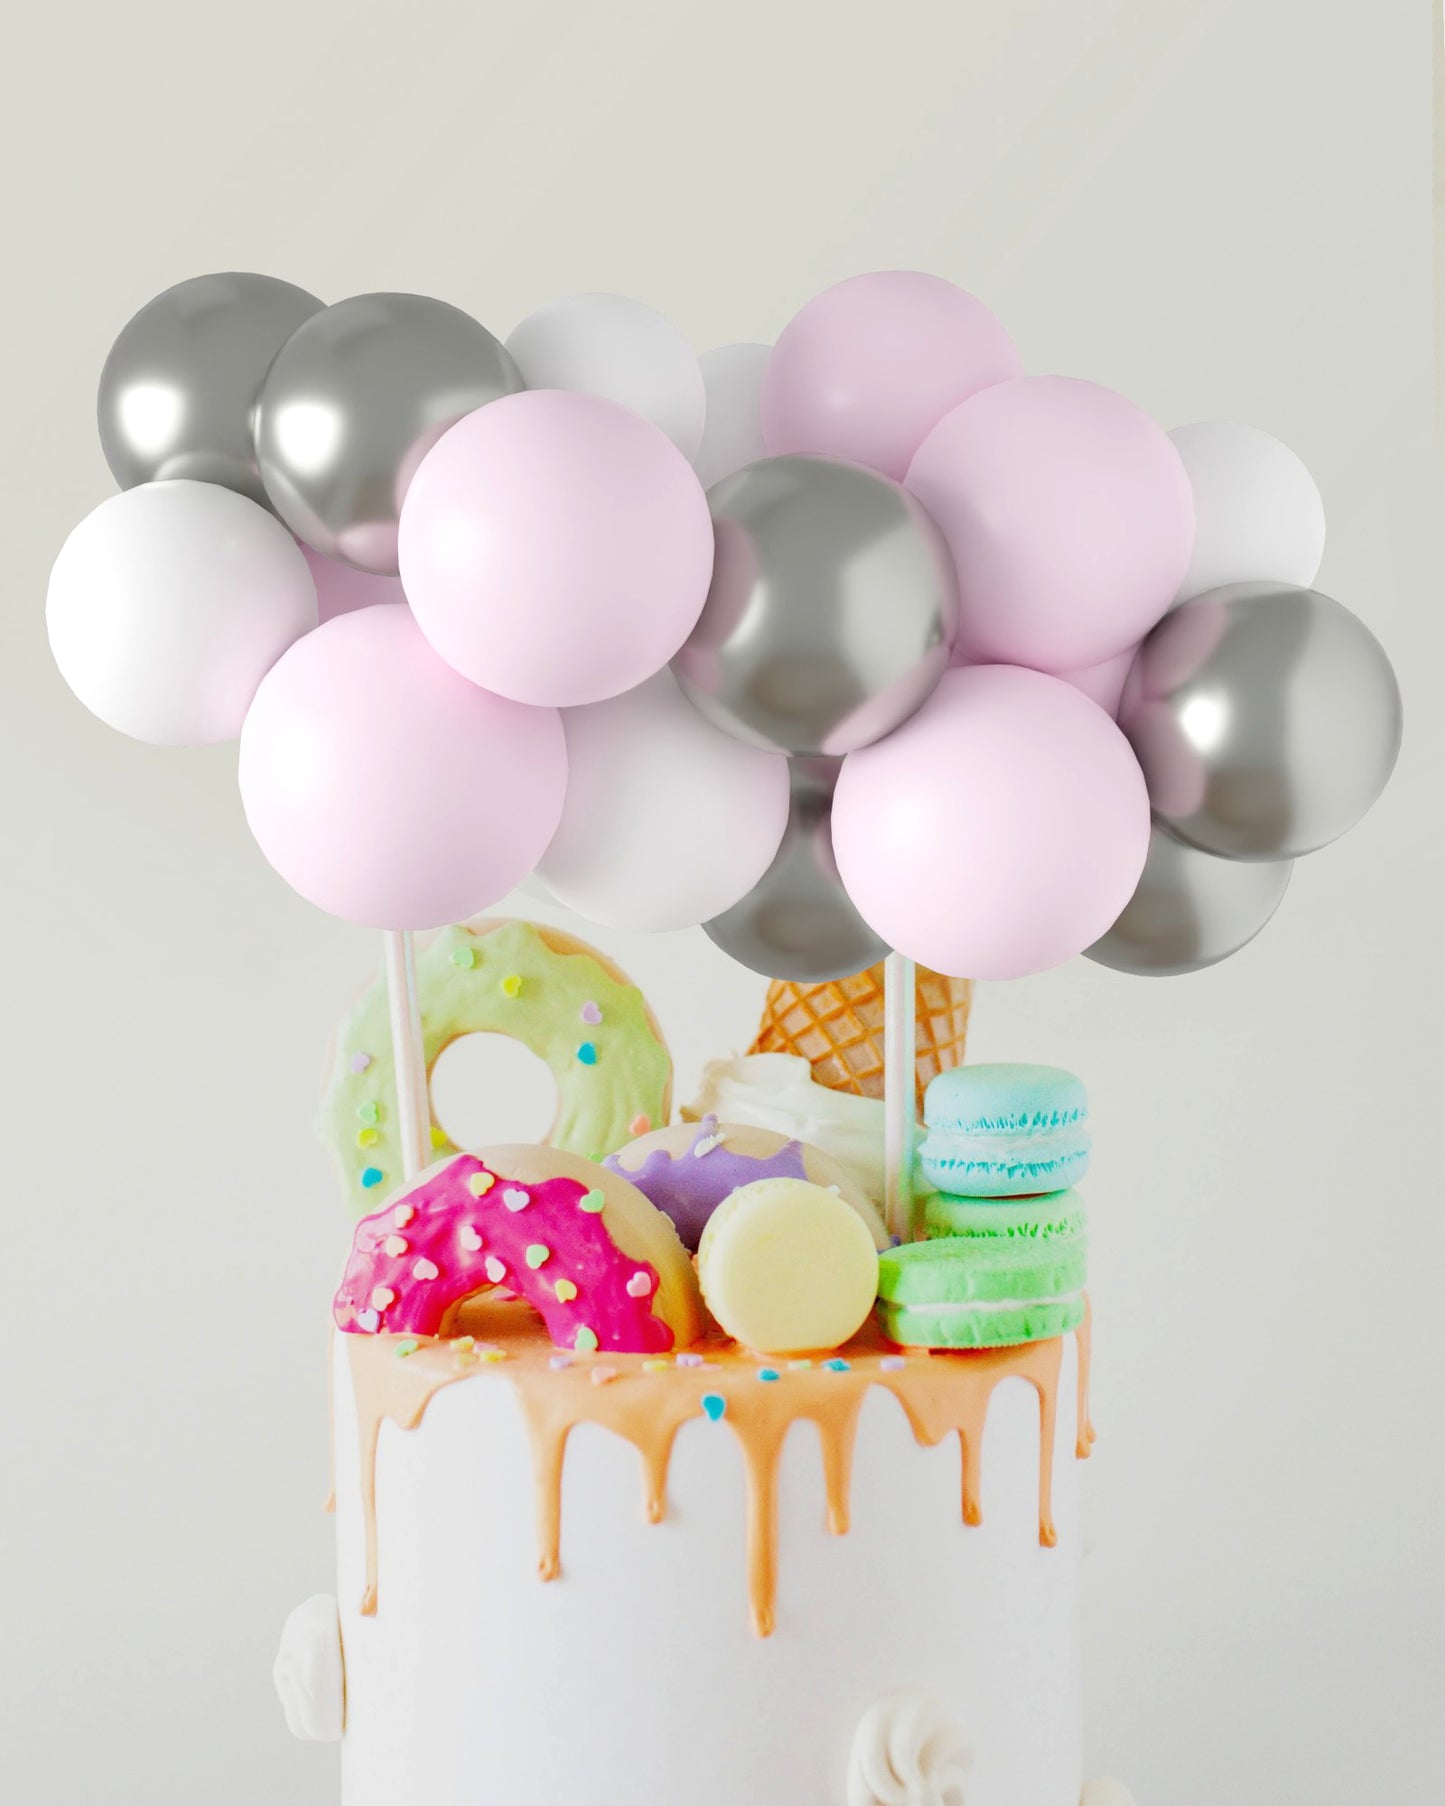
[344,1296,1093,1636]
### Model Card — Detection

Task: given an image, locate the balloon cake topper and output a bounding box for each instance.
[49,268,1401,985]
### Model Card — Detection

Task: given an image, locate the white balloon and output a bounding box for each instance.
[47,479,317,746]
[538,669,791,933]
[1170,420,1325,603]
[506,292,706,459]
[693,342,770,490]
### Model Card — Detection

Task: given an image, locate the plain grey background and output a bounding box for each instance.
[3,1,1441,1801]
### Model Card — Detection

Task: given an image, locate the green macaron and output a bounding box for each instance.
[876,1190,1087,1350]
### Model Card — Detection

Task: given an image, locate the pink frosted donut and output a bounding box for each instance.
[333,1146,704,1354]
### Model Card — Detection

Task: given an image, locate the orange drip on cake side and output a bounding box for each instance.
[343,1297,1092,1636]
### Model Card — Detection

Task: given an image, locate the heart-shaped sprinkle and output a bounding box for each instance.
[757,1367,780,1383]
[676,1352,704,1368]
[591,1364,618,1386]
[480,1347,508,1363]
[358,1100,381,1126]
[502,1187,530,1212]
[701,1393,726,1422]
[574,1326,599,1354]
[430,1125,448,1149]
[395,1339,420,1359]
[370,1286,396,1310]
[467,1171,495,1197]
[452,1335,476,1362]
[548,1354,572,1370]
[451,945,476,969]
[349,1052,373,1074]
[383,1235,408,1258]
[629,1114,651,1137]
[355,1308,379,1333]
[525,1244,550,1269]
[458,1225,483,1252]
[394,1204,415,1227]
[554,1278,578,1302]
[879,1355,906,1373]
[360,1167,384,1189]
[576,1041,598,1066]
[501,973,523,998]
[625,1271,653,1299]
[413,1258,439,1281]
[788,1358,813,1370]
[484,1256,507,1284]
[823,1357,851,1373]
[643,1358,669,1372]
[580,1000,602,1025]
[357,1128,380,1148]
[578,1188,606,1214]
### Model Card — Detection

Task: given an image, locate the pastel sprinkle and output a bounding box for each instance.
[554,1278,578,1303]
[580,1000,603,1025]
[629,1114,651,1137]
[788,1359,814,1370]
[393,1205,415,1227]
[370,1286,396,1310]
[578,1188,606,1214]
[693,1132,724,1158]
[502,1187,530,1212]
[413,1258,439,1282]
[676,1352,704,1368]
[501,973,523,998]
[355,1308,379,1333]
[451,946,476,968]
[467,1171,495,1197]
[484,1256,507,1284]
[879,1355,906,1373]
[701,1393,727,1422]
[823,1358,851,1373]
[383,1235,408,1258]
[349,1052,373,1074]
[574,1326,599,1354]
[452,1336,477,1363]
[361,1167,384,1189]
[758,1368,781,1383]
[395,1339,420,1359]
[576,1041,599,1066]
[358,1101,381,1126]
[479,1347,509,1363]
[643,1358,670,1372]
[591,1364,618,1386]
[357,1128,380,1148]
[625,1271,653,1299]
[430,1126,448,1150]
[525,1244,551,1270]
[458,1225,483,1252]
[548,1354,572,1371]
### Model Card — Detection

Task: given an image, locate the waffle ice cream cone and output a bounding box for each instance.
[748,963,973,1110]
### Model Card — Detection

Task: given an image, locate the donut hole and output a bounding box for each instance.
[430,1033,557,1151]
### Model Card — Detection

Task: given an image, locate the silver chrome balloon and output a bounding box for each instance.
[703,757,889,981]
[253,292,523,574]
[97,272,324,509]
[1121,582,1402,861]
[674,455,958,755]
[1085,827,1292,976]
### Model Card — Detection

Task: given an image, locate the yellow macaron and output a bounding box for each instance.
[696,1177,880,1356]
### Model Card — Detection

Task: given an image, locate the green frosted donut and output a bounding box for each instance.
[318,919,673,1218]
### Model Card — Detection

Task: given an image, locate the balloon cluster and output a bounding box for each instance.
[48,270,1402,982]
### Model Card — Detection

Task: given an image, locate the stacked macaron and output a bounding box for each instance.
[876,1065,1090,1350]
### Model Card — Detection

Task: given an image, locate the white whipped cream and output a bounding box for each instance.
[846,1686,970,1806]
[274,1593,345,1742]
[685,1053,887,1206]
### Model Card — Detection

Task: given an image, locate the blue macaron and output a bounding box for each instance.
[918,1063,1090,1197]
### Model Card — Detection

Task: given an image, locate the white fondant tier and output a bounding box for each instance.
[332,1332,1084,1806]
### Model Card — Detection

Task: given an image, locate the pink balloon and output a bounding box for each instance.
[398,391,714,707]
[300,543,405,623]
[906,377,1194,673]
[238,605,566,930]
[1059,645,1137,718]
[761,271,1021,480]
[831,665,1150,980]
